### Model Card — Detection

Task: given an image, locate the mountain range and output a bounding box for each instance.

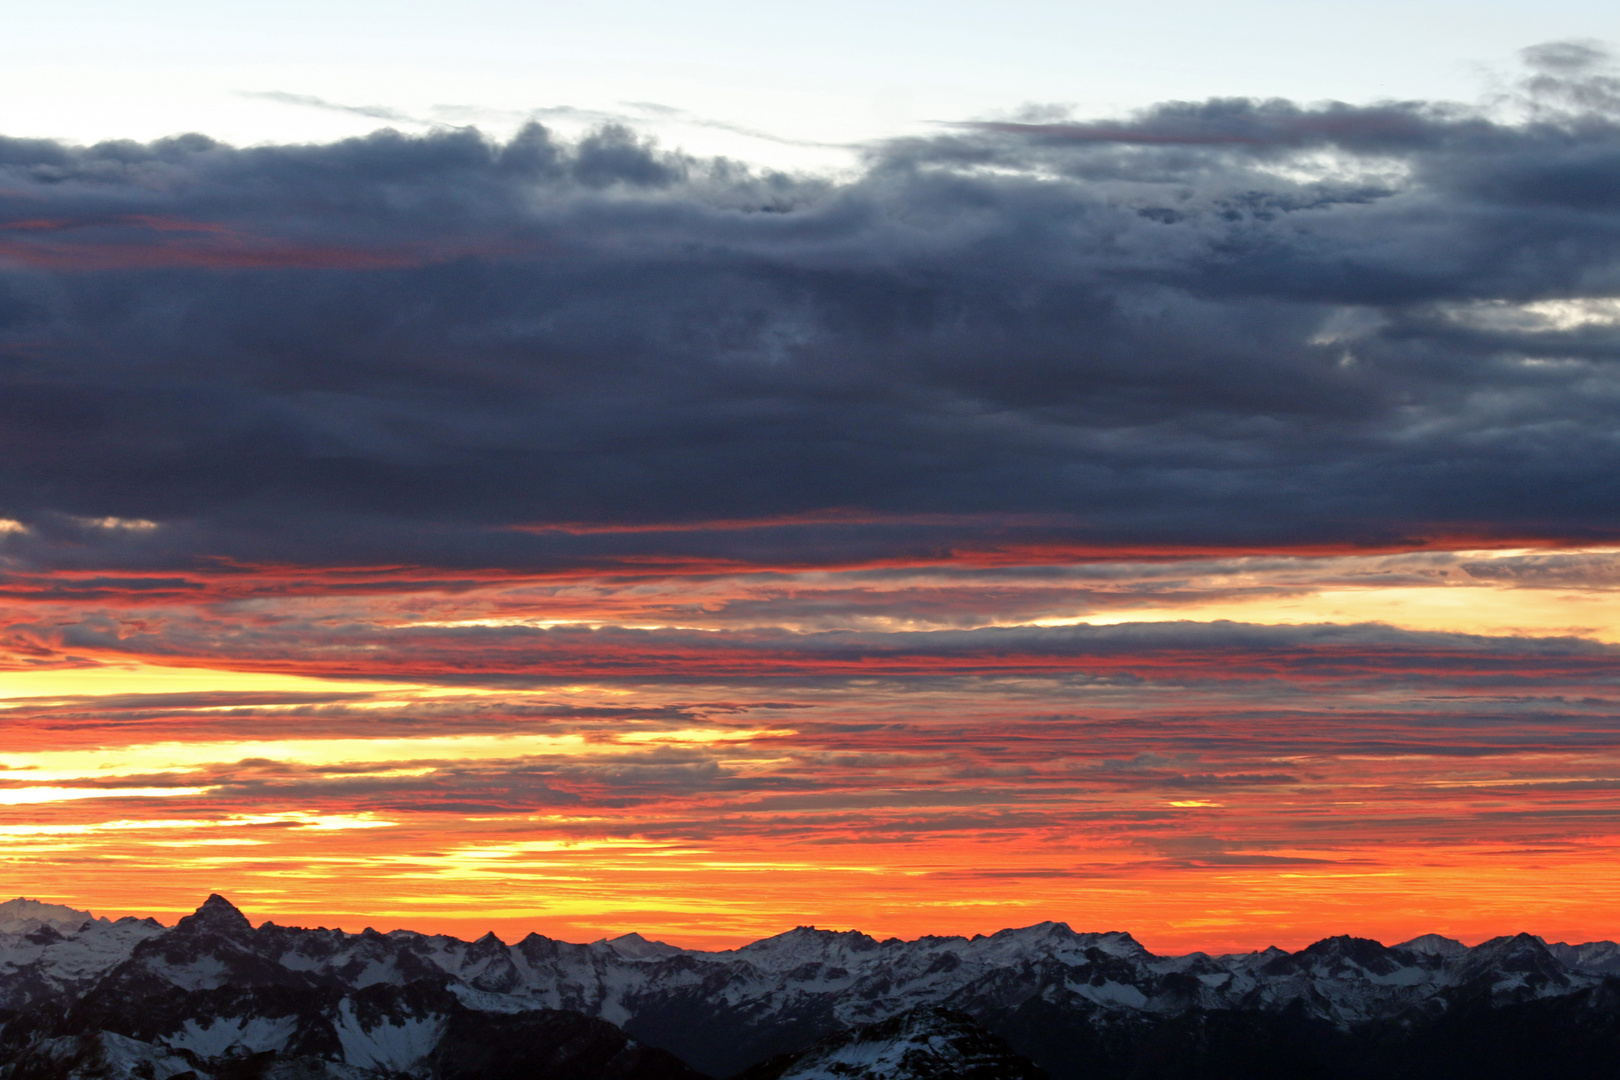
[3,896,1619,1080]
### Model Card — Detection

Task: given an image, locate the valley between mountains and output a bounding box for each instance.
[3,896,1620,1080]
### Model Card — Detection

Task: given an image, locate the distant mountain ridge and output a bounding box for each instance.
[4,895,1620,1080]
[0,901,113,939]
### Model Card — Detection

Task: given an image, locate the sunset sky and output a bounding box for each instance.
[4,10,1620,954]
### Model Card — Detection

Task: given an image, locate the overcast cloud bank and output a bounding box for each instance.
[0,47,1618,573]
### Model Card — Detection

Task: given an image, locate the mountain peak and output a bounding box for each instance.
[603,932,685,960]
[1296,935,1402,974]
[762,926,874,944]
[733,925,881,965]
[1397,933,1467,957]
[175,893,252,934]
[1301,934,1387,955]
[0,897,95,935]
[985,921,1079,945]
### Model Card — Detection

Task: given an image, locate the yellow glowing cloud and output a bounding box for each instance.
[1048,582,1620,641]
[0,811,394,836]
[613,728,797,745]
[0,728,796,782]
[0,663,426,702]
[0,786,211,805]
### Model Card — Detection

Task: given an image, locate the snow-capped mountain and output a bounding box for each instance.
[734,1006,1046,1080]
[3,895,1620,1080]
[0,902,164,1012]
[0,901,113,939]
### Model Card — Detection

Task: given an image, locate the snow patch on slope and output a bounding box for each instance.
[334,1001,447,1073]
[166,1014,301,1057]
[19,1031,199,1080]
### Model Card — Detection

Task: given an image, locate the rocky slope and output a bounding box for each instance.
[733,1006,1046,1080]
[4,895,1620,1080]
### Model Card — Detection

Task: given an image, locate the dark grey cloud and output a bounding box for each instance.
[15,607,1620,686]
[3,48,1620,571]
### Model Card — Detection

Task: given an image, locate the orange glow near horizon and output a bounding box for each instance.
[33,833,1620,956]
[5,543,1620,954]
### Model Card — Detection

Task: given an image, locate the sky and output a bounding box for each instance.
[3,5,1620,954]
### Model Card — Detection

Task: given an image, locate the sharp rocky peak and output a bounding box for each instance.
[173,892,253,935]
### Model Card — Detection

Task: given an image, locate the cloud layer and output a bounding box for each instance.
[3,48,1620,571]
[5,47,1620,951]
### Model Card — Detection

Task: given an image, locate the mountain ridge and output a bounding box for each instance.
[24,898,1616,965]
[6,895,1620,1080]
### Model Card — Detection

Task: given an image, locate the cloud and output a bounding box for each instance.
[237,91,426,124]
[1520,41,1620,115]
[10,606,1620,685]
[0,50,1615,574]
